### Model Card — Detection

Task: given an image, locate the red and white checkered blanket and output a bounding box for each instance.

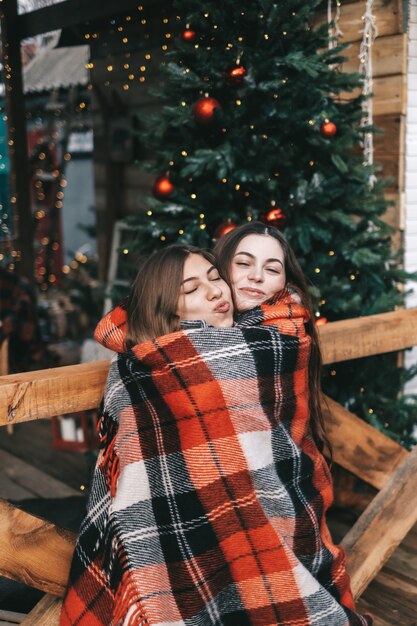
[60,294,371,626]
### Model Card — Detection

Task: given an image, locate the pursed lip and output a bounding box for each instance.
[214,300,231,313]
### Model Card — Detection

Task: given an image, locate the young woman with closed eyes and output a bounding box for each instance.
[125,244,234,347]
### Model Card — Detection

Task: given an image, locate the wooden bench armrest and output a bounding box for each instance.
[343,443,417,598]
[0,499,75,596]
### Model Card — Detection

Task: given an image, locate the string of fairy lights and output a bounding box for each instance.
[81,5,172,90]
[0,0,20,272]
[2,0,378,356]
[359,0,377,185]
[327,0,342,49]
[0,3,175,284]
[0,111,12,247]
[1,5,346,282]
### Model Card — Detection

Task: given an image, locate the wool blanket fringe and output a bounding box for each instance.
[60,291,372,626]
[113,572,150,626]
[97,410,121,498]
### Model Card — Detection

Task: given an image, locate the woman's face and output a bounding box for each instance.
[177,253,234,327]
[230,234,286,311]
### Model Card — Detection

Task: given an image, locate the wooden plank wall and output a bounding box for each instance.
[334,0,407,245]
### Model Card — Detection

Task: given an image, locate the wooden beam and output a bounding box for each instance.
[0,360,109,427]
[0,499,75,596]
[1,309,417,426]
[17,0,167,40]
[323,395,408,490]
[21,594,62,625]
[318,308,417,365]
[0,0,35,284]
[343,444,417,598]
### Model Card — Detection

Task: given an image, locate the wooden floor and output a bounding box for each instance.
[0,420,416,624]
[0,420,94,496]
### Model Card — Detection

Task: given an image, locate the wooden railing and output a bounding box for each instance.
[1,308,417,624]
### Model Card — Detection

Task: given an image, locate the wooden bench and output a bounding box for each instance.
[1,308,417,624]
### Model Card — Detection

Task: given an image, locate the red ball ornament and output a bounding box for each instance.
[321,121,337,137]
[214,219,237,239]
[192,97,221,125]
[225,64,247,86]
[152,175,174,200]
[181,28,196,42]
[266,207,286,228]
[315,316,328,327]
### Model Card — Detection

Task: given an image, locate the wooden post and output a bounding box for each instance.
[0,338,13,434]
[318,308,417,364]
[0,360,110,426]
[322,394,409,490]
[0,0,35,284]
[0,499,76,595]
[343,443,417,598]
[92,85,126,281]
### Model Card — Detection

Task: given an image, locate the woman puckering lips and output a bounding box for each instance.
[176,253,234,328]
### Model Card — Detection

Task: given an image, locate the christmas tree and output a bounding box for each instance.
[123,0,417,446]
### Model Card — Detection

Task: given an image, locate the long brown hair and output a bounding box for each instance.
[126,244,218,347]
[214,222,330,456]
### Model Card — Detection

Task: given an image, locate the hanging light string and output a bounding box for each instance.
[327,0,342,49]
[359,0,377,185]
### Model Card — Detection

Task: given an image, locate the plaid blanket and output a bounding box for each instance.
[60,294,371,626]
